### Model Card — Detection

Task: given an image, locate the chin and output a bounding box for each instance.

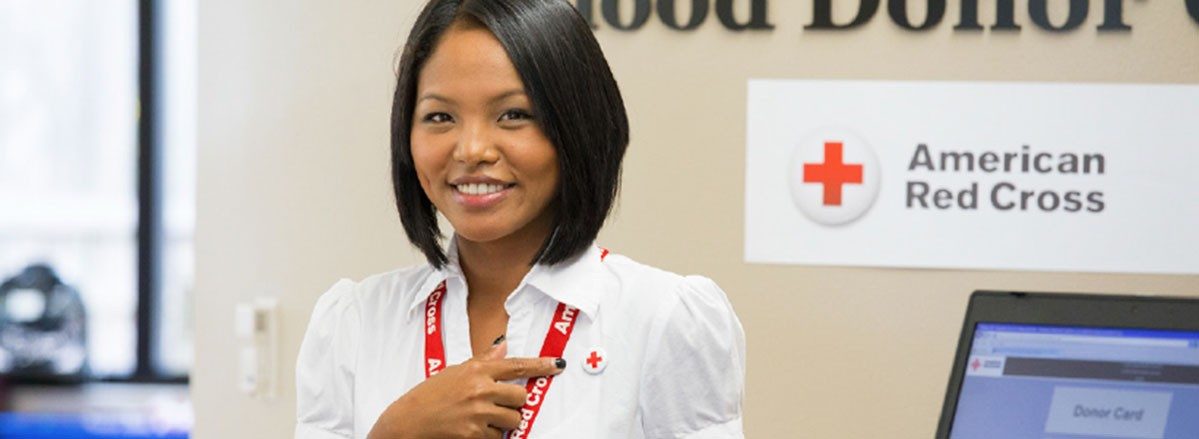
[450,223,516,245]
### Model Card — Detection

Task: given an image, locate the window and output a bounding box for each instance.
[155,0,197,380]
[0,0,194,382]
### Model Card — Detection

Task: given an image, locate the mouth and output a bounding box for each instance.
[449,180,517,209]
[453,182,516,196]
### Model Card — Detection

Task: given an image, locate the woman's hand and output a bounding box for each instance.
[367,340,565,439]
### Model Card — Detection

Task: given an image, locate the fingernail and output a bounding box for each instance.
[554,358,566,369]
[492,334,506,346]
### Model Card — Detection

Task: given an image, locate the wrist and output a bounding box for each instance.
[368,398,417,439]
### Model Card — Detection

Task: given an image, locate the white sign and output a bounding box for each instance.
[745,80,1199,275]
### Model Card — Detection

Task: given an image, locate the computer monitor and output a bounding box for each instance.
[937,291,1199,439]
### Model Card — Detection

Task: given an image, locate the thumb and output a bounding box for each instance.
[479,335,507,361]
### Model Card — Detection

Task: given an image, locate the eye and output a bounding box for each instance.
[422,112,453,124]
[498,108,534,123]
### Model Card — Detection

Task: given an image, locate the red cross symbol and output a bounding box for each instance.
[582,347,608,374]
[803,141,863,206]
[970,358,981,371]
[586,351,603,369]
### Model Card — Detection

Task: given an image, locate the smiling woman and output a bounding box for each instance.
[411,22,562,354]
[294,1,745,438]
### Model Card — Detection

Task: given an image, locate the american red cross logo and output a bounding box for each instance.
[586,351,603,369]
[788,130,880,226]
[971,358,982,371]
[803,141,864,206]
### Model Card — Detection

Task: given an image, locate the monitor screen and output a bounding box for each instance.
[949,323,1199,439]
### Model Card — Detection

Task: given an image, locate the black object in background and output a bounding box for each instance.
[0,264,89,383]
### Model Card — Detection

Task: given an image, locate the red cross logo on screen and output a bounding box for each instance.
[803,141,863,206]
[971,357,982,371]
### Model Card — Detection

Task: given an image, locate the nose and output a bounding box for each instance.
[452,121,500,167]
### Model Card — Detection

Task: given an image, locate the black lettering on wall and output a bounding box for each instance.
[807,0,881,29]
[955,0,983,30]
[890,0,947,30]
[659,0,710,30]
[1097,0,1131,30]
[994,0,1022,30]
[602,0,653,31]
[577,0,599,28]
[716,0,775,30]
[576,0,1152,32]
[1029,0,1089,31]
[959,0,1016,29]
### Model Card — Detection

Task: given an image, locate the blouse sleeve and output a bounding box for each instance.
[640,276,747,439]
[295,279,360,439]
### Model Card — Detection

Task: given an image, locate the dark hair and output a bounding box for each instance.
[391,0,629,269]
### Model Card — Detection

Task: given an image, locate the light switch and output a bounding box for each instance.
[239,346,258,393]
[235,304,255,339]
[235,298,278,400]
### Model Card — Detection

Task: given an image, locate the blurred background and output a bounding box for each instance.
[0,0,193,437]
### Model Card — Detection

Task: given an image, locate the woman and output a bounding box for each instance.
[295,0,745,438]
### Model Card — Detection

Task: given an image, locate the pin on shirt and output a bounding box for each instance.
[582,347,607,374]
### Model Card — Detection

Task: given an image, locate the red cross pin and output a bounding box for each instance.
[582,347,607,374]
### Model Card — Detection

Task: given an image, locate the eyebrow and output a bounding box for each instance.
[416,89,527,105]
[416,93,454,105]
[491,89,527,102]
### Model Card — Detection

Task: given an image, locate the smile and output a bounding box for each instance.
[454,183,514,195]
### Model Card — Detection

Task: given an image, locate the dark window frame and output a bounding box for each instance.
[126,0,187,385]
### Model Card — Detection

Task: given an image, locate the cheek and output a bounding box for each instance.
[532,147,560,198]
[409,136,444,192]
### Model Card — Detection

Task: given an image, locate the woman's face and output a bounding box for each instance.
[411,24,559,248]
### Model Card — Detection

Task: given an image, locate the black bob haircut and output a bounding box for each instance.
[391,0,629,269]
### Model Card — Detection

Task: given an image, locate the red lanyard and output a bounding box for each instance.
[423,281,449,377]
[423,280,580,438]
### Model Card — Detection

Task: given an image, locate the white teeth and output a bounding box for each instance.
[456,183,506,195]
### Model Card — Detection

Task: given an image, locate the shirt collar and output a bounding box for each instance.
[407,238,606,319]
[409,238,464,314]
[518,244,605,319]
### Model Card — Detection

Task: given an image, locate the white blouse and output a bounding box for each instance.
[294,243,746,439]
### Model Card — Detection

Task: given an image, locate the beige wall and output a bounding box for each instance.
[194,0,1199,437]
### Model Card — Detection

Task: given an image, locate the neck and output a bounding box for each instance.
[456,222,552,303]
